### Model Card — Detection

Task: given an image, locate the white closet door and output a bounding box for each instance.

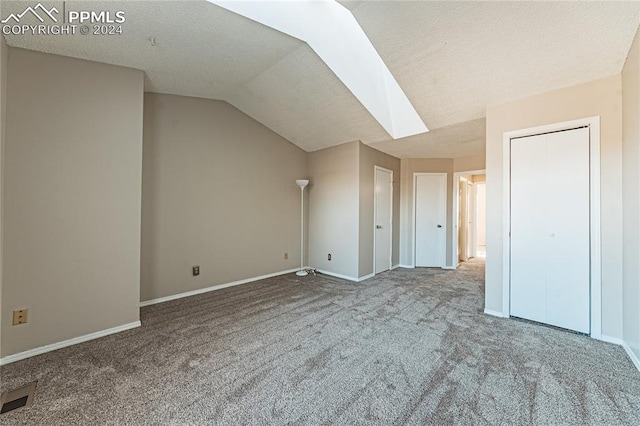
[510,127,590,333]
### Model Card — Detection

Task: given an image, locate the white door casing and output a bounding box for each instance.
[501,117,602,340]
[414,173,447,267]
[374,166,393,274]
[458,178,464,262]
[451,169,485,269]
[459,178,469,262]
[469,182,477,259]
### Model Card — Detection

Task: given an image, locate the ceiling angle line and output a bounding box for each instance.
[207,0,428,139]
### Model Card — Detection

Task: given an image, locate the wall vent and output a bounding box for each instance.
[0,382,37,415]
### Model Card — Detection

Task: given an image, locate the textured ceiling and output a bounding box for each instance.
[370,118,486,159]
[2,0,640,158]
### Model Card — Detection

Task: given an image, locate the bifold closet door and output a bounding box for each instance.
[510,127,590,333]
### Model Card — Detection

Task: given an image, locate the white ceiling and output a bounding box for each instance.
[209,0,428,139]
[370,117,486,159]
[2,0,640,158]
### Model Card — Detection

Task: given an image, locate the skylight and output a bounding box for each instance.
[207,0,428,139]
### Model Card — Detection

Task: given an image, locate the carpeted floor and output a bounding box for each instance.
[1,259,639,425]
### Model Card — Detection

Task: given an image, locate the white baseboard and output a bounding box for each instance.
[140,268,300,307]
[398,264,414,269]
[315,269,359,282]
[391,264,400,270]
[0,321,141,366]
[599,335,624,345]
[598,336,640,373]
[357,273,375,282]
[484,308,509,318]
[442,266,456,270]
[622,341,640,372]
[314,270,386,282]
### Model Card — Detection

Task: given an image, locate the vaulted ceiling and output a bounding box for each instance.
[3,0,640,158]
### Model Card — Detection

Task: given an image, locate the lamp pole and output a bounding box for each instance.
[295,179,309,276]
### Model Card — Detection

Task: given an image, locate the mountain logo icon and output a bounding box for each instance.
[1,3,59,24]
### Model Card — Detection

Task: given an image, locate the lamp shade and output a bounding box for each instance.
[296,179,309,189]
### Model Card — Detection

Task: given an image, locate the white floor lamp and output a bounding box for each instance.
[295,179,309,276]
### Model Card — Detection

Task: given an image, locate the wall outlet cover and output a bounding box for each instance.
[12,309,28,326]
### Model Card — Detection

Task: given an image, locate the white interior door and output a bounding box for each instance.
[415,173,446,267]
[374,167,392,274]
[510,127,590,333]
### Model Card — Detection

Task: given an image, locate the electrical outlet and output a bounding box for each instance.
[328,253,332,261]
[12,309,28,326]
[284,252,288,260]
[192,266,200,276]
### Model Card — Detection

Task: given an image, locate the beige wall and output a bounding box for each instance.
[399,158,453,266]
[358,142,400,277]
[454,155,486,172]
[2,49,144,357]
[485,75,624,339]
[141,93,307,302]
[0,35,6,356]
[476,182,487,246]
[622,25,640,362]
[308,141,360,278]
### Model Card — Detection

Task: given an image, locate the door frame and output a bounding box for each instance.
[501,116,601,339]
[451,169,485,269]
[469,182,478,259]
[373,166,393,274]
[413,172,447,268]
[459,177,469,262]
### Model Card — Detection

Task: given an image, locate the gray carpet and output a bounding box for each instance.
[1,259,639,425]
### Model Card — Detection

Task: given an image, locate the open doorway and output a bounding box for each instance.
[453,171,486,267]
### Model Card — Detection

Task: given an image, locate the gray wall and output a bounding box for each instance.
[307,141,360,279]
[622,25,640,363]
[141,93,307,302]
[1,49,144,357]
[308,141,402,280]
[358,142,400,277]
[0,35,6,356]
[485,75,624,339]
